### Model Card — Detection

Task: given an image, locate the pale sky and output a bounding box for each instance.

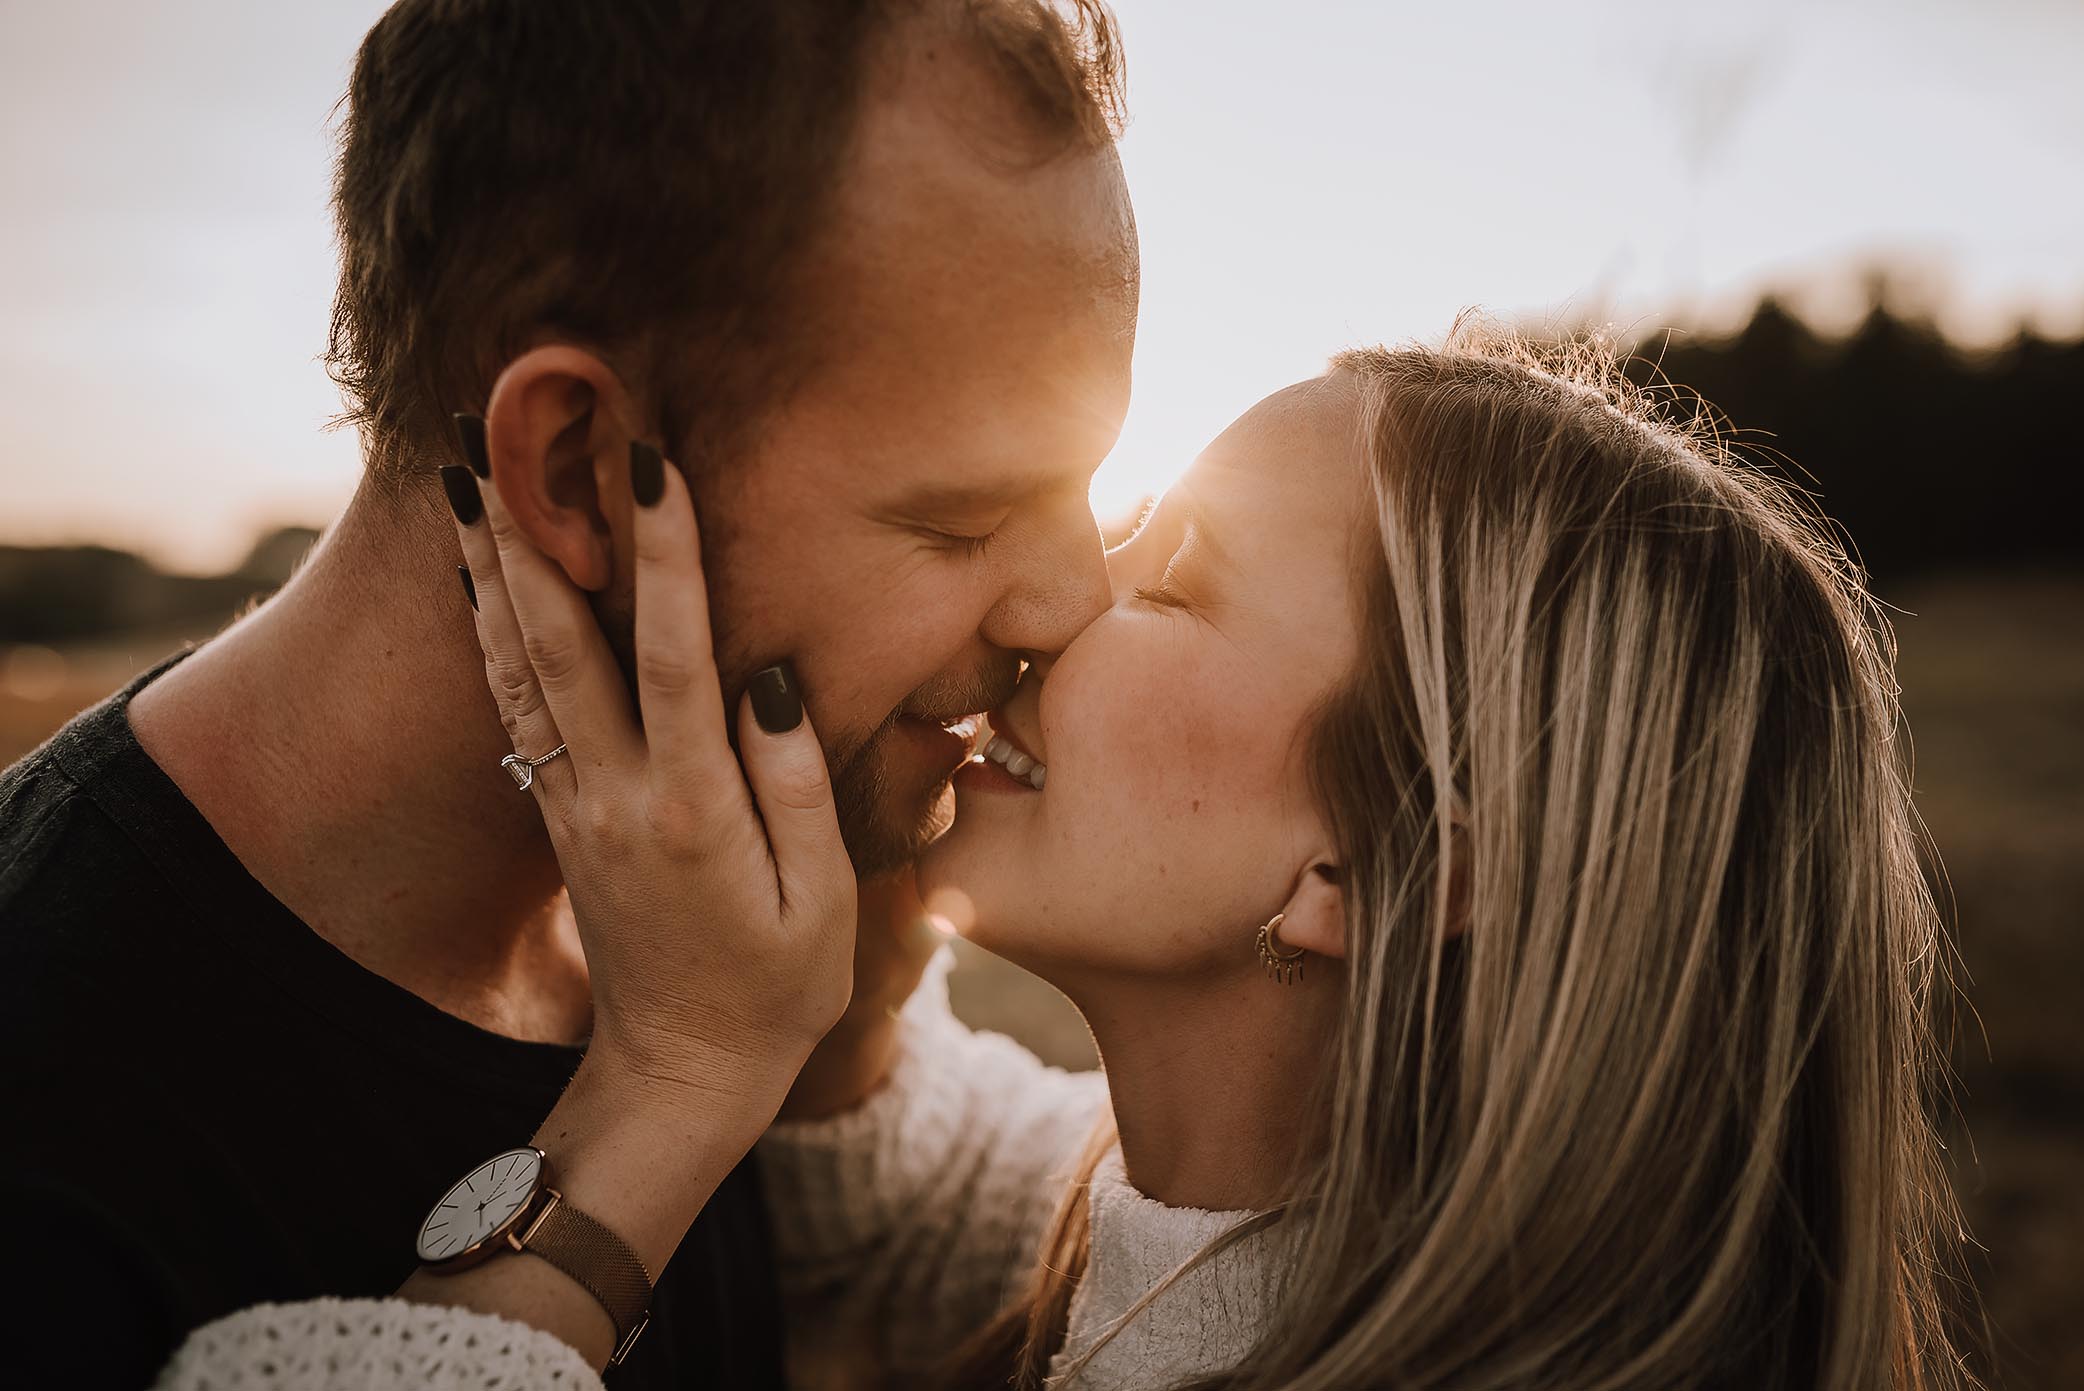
[3,0,2080,571]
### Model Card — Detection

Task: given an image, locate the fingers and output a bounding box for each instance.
[443,456,575,807]
[735,669,854,925]
[476,439,644,780]
[627,443,733,798]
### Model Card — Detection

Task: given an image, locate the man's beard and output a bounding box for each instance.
[825,658,1021,877]
[829,725,957,877]
[600,587,1017,877]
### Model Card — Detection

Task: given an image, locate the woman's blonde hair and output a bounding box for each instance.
[945,326,1977,1389]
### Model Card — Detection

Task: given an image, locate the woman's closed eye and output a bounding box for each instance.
[1133,571,1193,610]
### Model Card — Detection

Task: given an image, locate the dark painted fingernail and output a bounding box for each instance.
[453,413,490,478]
[457,564,477,611]
[630,440,665,508]
[749,663,803,734]
[440,465,484,526]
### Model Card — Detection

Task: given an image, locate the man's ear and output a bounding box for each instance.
[1272,861,1347,962]
[482,344,640,593]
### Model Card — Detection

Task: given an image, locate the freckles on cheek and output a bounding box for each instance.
[1100,671,1264,827]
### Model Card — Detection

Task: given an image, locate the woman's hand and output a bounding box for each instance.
[449,441,858,1101]
[408,438,859,1367]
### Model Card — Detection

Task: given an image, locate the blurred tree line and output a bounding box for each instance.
[4,296,2082,647]
[0,527,320,644]
[1625,298,2084,584]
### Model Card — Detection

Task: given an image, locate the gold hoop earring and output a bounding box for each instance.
[1255,912,1305,985]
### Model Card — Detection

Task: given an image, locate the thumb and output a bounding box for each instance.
[737,663,853,923]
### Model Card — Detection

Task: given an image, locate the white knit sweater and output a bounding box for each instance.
[155,954,1288,1390]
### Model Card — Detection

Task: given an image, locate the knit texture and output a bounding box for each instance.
[152,952,1291,1389]
[1055,1149,1289,1387]
[759,948,1111,1378]
[153,1296,601,1391]
[762,950,1289,1388]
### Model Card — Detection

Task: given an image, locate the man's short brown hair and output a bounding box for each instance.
[328,0,1125,480]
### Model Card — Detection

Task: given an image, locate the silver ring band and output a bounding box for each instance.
[501,743,568,791]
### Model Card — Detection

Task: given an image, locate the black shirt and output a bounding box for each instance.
[0,654,786,1389]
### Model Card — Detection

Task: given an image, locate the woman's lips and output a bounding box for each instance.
[969,714,1046,791]
[954,747,1042,794]
[986,710,1044,764]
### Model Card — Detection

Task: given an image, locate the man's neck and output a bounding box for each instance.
[1072,964,1338,1214]
[128,481,591,1044]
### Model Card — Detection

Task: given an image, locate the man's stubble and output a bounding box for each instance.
[824,654,1021,877]
[598,579,1018,879]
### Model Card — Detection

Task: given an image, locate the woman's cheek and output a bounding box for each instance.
[1072,681,1253,881]
[1063,656,1197,806]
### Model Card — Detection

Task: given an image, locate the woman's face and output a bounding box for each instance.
[918,375,1365,990]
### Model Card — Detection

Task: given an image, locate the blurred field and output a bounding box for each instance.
[2,569,2077,1387]
[1882,573,2084,1390]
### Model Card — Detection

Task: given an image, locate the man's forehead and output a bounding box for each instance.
[794,191,1134,500]
[766,27,1137,504]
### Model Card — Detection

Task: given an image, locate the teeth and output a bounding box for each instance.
[945,716,979,741]
[980,735,1047,790]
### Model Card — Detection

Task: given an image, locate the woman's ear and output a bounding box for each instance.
[1273,861,1347,961]
[481,344,640,592]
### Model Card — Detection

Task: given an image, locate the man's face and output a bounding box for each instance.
[695,45,1140,875]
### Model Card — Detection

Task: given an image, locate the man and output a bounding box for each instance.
[0,0,1136,1384]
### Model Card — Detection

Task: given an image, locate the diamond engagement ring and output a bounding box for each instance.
[501,744,568,791]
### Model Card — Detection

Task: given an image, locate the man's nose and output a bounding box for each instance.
[980,498,1112,658]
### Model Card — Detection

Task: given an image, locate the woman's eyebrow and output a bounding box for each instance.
[1177,494,1236,572]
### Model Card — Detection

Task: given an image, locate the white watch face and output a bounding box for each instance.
[416,1146,544,1262]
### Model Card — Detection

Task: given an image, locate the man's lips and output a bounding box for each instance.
[894,712,985,771]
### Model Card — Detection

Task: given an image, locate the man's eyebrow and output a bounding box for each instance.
[888,470,1068,517]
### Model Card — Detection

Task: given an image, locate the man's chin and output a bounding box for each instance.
[832,744,959,878]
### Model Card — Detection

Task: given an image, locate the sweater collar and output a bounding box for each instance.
[1053,1146,1291,1387]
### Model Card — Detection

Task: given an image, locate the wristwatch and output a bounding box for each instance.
[415,1146,653,1365]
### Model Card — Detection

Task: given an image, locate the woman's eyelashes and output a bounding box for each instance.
[1133,571,1192,610]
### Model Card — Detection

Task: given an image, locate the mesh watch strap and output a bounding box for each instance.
[516,1189,653,1364]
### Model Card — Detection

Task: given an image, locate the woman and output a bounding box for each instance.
[158,329,1977,1389]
